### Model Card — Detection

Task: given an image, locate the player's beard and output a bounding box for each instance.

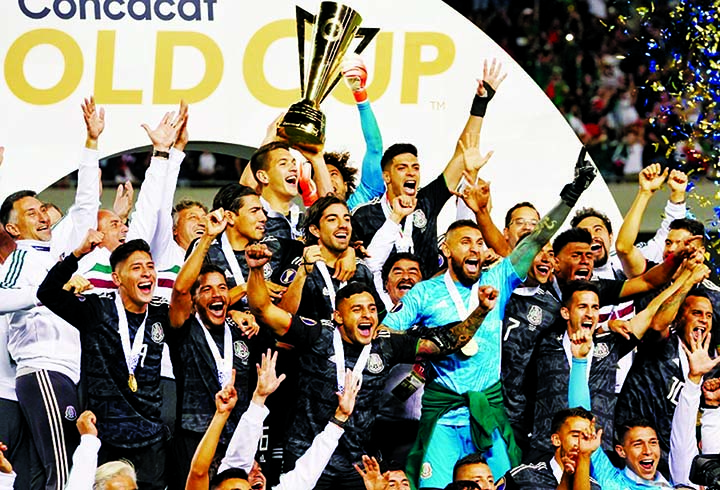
[451,259,479,287]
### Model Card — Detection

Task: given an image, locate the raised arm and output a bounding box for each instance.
[186,371,238,490]
[442,60,506,191]
[456,178,511,257]
[65,411,102,490]
[277,245,322,315]
[615,164,668,277]
[507,148,596,276]
[414,286,497,357]
[246,244,294,336]
[169,210,226,328]
[649,257,708,333]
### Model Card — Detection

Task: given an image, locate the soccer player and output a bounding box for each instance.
[0,97,102,489]
[385,149,596,488]
[193,183,304,309]
[167,209,264,486]
[452,453,496,490]
[246,244,500,490]
[352,60,506,278]
[502,408,601,490]
[37,236,174,489]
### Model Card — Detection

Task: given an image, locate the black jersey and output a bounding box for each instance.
[615,332,684,453]
[296,261,382,321]
[190,233,304,308]
[501,283,562,448]
[169,315,265,443]
[503,460,601,490]
[526,327,637,458]
[37,254,173,449]
[352,174,452,278]
[281,315,418,477]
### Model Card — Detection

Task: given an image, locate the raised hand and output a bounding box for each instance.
[561,453,577,475]
[334,246,357,282]
[703,378,720,407]
[336,369,361,423]
[689,262,710,286]
[215,369,238,414]
[112,182,134,223]
[477,58,507,96]
[608,319,632,341]
[245,244,272,270]
[682,330,720,383]
[638,163,668,193]
[668,169,688,202]
[354,455,390,490]
[82,96,105,147]
[341,55,369,103]
[390,196,416,224]
[63,275,94,294]
[229,311,260,338]
[174,104,190,151]
[477,286,498,312]
[452,178,491,214]
[570,327,593,358]
[560,147,596,207]
[253,350,286,404]
[73,229,104,258]
[458,138,493,178]
[204,209,227,239]
[76,411,98,437]
[302,245,323,274]
[0,442,11,474]
[578,421,602,456]
[141,101,188,152]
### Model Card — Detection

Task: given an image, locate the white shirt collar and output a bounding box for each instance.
[623,466,671,487]
[549,456,564,483]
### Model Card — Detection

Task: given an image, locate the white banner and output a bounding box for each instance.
[0,0,622,231]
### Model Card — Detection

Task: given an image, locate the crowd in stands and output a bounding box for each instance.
[1,18,719,490]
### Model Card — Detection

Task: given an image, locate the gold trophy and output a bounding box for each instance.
[278,2,378,146]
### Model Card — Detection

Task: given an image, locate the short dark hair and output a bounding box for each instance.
[210,468,249,490]
[302,195,348,245]
[446,219,482,236]
[561,280,600,307]
[616,418,657,445]
[212,183,259,213]
[453,452,488,480]
[172,199,208,228]
[551,407,594,435]
[553,228,592,256]
[380,143,417,171]
[504,202,539,228]
[669,218,705,238]
[0,190,37,226]
[678,288,712,318]
[191,264,227,297]
[336,282,376,309]
[249,141,291,182]
[325,151,358,196]
[571,207,613,235]
[109,239,151,271]
[381,252,423,286]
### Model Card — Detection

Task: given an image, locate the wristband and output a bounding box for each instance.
[152,149,170,159]
[469,82,496,117]
[330,415,347,428]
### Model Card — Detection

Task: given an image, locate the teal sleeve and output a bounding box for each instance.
[569,357,591,409]
[590,448,625,490]
[348,100,384,210]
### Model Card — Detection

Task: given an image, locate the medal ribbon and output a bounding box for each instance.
[196,313,234,387]
[220,232,245,285]
[381,195,414,253]
[115,293,148,380]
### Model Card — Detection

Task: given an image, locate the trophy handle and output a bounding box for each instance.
[319,27,380,104]
[295,6,316,98]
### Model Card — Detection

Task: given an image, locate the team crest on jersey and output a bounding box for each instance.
[527,305,543,328]
[593,342,610,360]
[280,268,296,285]
[151,322,164,343]
[413,210,427,230]
[65,405,77,421]
[300,316,317,326]
[390,302,404,313]
[234,341,250,361]
[263,263,273,279]
[366,353,384,374]
[420,462,433,479]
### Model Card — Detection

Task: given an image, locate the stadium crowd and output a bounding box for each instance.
[0,31,718,490]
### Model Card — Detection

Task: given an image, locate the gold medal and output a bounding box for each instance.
[128,374,138,392]
[460,338,478,357]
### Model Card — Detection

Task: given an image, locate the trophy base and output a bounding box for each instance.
[278,101,326,146]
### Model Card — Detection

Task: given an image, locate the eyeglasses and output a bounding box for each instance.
[511,218,539,227]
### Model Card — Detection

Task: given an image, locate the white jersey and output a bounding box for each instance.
[0,148,100,384]
[0,315,17,401]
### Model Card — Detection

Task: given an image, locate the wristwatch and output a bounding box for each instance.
[152,149,170,159]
